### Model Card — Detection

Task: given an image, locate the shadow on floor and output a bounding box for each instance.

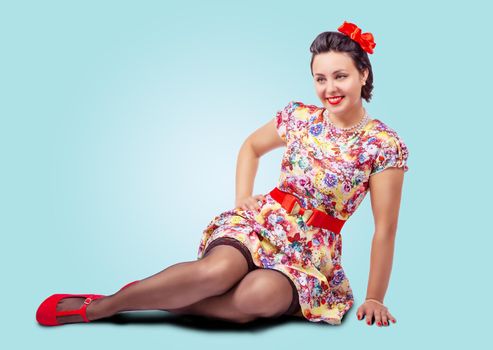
[90,311,313,332]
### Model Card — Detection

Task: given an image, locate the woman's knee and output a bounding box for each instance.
[196,248,250,294]
[232,269,293,318]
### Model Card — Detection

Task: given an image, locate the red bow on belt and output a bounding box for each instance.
[338,21,376,54]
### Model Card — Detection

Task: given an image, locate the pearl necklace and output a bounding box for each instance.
[323,108,369,142]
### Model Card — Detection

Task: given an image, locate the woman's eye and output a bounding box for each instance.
[316,76,346,82]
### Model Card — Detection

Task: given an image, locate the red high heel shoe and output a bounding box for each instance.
[36,294,105,326]
[36,280,141,326]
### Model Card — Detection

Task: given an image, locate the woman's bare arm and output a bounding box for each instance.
[366,167,405,302]
[235,118,285,201]
[357,167,405,325]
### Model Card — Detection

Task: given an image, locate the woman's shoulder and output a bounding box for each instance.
[365,118,410,174]
[275,101,322,141]
[283,100,323,121]
[290,100,322,113]
[366,117,405,141]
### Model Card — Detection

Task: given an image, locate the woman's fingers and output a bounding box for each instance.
[367,307,396,327]
[252,195,265,209]
[250,199,260,211]
[357,311,364,320]
[235,194,267,211]
[381,311,389,326]
[251,194,266,210]
[357,305,366,321]
[358,304,396,327]
[365,309,374,325]
[375,309,384,326]
[239,195,266,211]
[387,310,397,324]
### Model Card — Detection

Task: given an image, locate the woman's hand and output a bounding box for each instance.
[235,194,266,211]
[356,299,397,327]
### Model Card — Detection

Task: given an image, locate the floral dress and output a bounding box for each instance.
[196,101,409,325]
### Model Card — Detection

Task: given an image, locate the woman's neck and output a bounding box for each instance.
[325,106,366,129]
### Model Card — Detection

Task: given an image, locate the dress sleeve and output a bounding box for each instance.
[274,101,297,144]
[370,133,409,176]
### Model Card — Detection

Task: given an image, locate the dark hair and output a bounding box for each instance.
[309,31,374,102]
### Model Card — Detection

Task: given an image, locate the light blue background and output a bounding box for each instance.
[1,0,491,348]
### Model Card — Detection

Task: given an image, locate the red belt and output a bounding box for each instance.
[268,187,346,234]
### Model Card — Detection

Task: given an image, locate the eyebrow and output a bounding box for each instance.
[314,70,347,76]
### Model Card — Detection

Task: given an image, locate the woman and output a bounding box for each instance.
[36,21,408,327]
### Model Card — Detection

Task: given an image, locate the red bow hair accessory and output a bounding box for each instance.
[337,21,376,54]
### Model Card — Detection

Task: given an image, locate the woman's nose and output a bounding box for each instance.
[326,79,338,94]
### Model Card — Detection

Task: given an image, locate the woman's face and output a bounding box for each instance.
[312,51,368,119]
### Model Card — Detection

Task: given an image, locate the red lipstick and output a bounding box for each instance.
[327,96,345,105]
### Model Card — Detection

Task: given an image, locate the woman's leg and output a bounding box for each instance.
[167,269,297,324]
[54,245,250,325]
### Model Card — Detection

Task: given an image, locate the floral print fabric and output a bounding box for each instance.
[275,101,409,220]
[196,101,409,325]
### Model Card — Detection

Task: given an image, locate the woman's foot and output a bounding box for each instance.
[55,297,106,324]
[39,281,138,325]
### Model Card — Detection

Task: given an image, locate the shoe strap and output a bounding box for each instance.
[56,297,93,322]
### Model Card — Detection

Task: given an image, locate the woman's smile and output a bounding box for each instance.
[327,96,345,105]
